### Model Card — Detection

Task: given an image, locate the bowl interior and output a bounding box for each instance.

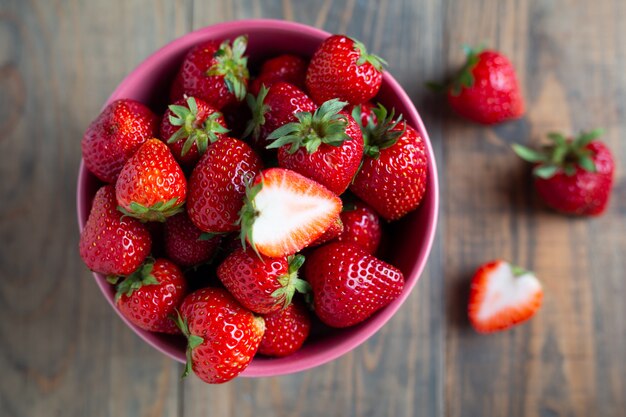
[77,19,439,377]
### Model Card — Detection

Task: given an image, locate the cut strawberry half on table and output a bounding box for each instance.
[468,260,543,333]
[239,168,342,258]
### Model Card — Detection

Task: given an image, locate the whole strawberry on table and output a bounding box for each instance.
[78,32,431,384]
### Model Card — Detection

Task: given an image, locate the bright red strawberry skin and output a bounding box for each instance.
[188,138,263,233]
[337,200,382,254]
[217,248,288,314]
[82,99,158,183]
[534,141,614,215]
[115,139,187,220]
[277,112,364,195]
[309,215,343,247]
[250,54,308,95]
[79,185,151,275]
[258,300,311,357]
[180,288,265,384]
[447,50,524,125]
[159,97,228,167]
[165,211,221,267]
[351,124,428,221]
[116,259,187,334]
[305,242,404,328]
[306,35,383,105]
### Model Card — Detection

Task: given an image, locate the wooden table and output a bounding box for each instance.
[1,1,624,416]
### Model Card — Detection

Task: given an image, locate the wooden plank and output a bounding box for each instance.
[0,1,190,416]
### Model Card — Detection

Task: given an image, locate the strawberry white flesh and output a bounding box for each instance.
[468,260,543,333]
[242,168,342,258]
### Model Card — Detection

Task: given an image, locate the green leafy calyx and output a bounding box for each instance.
[118,197,184,223]
[111,259,159,303]
[171,309,204,379]
[206,35,250,101]
[449,45,484,96]
[242,85,270,140]
[350,36,387,72]
[238,179,264,258]
[353,103,406,159]
[271,254,311,309]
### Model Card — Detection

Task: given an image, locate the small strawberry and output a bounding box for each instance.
[306,35,386,105]
[160,96,229,167]
[513,129,614,216]
[187,138,263,233]
[175,288,265,384]
[348,101,377,127]
[304,242,404,328]
[109,258,187,334]
[350,104,429,221]
[249,54,308,95]
[115,139,187,222]
[82,99,158,183]
[267,99,364,195]
[172,36,249,109]
[337,199,382,254]
[164,211,221,268]
[217,250,310,314]
[79,185,151,276]
[444,46,524,124]
[239,168,342,258]
[468,260,543,333]
[258,300,311,357]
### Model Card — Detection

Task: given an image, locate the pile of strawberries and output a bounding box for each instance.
[79,34,430,384]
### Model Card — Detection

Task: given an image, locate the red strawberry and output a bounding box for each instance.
[349,101,377,127]
[160,96,229,167]
[244,82,316,155]
[217,250,309,314]
[172,36,249,109]
[116,139,187,222]
[306,35,386,105]
[513,129,614,216]
[239,168,342,258]
[258,300,311,357]
[304,242,404,328]
[82,99,158,183]
[337,199,382,254]
[79,185,151,275]
[309,215,343,247]
[267,99,364,195]
[187,138,263,233]
[250,54,308,95]
[165,211,221,267]
[109,258,187,334]
[446,47,524,125]
[350,104,428,221]
[175,288,265,384]
[468,260,543,333]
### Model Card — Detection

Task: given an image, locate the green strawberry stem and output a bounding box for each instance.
[353,103,406,159]
[118,197,184,223]
[351,36,387,71]
[512,129,604,179]
[171,310,204,379]
[167,97,229,156]
[206,35,250,101]
[238,180,264,258]
[266,98,350,154]
[510,264,532,277]
[242,85,270,140]
[111,259,159,302]
[271,254,311,309]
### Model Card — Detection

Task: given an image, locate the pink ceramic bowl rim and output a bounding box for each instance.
[76,19,439,378]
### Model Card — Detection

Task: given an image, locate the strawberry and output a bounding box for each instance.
[445,47,524,125]
[258,300,311,357]
[304,242,404,328]
[79,185,151,276]
[217,250,310,314]
[172,36,249,109]
[468,260,543,333]
[337,199,382,254]
[349,101,377,127]
[513,129,614,216]
[174,288,265,384]
[109,258,187,334]
[249,54,308,95]
[244,82,316,155]
[82,99,158,183]
[115,139,187,222]
[239,168,342,258]
[267,99,364,195]
[160,96,229,167]
[164,211,221,268]
[306,35,386,105]
[187,138,263,233]
[350,104,429,221]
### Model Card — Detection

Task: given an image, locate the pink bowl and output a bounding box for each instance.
[76,19,439,377]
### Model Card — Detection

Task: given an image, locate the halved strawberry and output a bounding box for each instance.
[468,260,543,333]
[239,168,342,258]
